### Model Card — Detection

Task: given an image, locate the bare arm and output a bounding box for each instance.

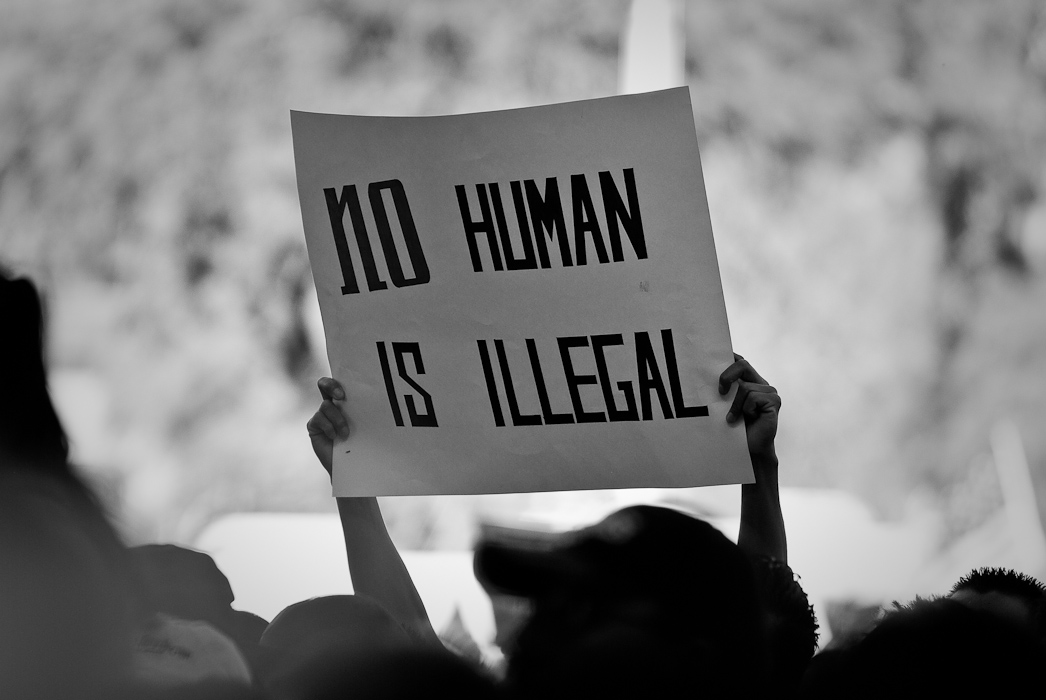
[307,378,441,648]
[718,355,786,563]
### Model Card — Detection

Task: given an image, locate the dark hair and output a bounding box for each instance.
[847,597,1044,696]
[950,566,1046,638]
[282,647,500,700]
[950,566,1046,599]
[752,557,819,691]
[492,506,771,697]
[511,624,718,700]
[0,270,70,468]
[0,471,135,697]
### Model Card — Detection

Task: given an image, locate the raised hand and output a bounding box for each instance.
[720,353,786,562]
[306,377,350,478]
[718,354,780,462]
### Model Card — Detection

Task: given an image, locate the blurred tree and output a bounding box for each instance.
[0,0,1043,546]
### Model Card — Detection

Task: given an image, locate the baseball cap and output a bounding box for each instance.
[474,504,755,610]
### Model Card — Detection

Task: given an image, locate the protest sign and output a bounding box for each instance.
[292,87,752,496]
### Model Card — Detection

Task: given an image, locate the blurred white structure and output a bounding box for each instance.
[619,0,685,95]
[991,419,1046,574]
[196,489,942,651]
[196,513,495,648]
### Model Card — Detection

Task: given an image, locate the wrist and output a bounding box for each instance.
[744,451,779,492]
[749,449,778,472]
[337,495,382,518]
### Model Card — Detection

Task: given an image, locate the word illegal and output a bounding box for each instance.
[478,329,707,426]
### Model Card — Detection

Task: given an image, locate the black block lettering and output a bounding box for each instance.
[558,335,606,423]
[635,331,674,420]
[570,174,610,265]
[376,341,404,426]
[392,342,438,427]
[525,178,572,268]
[494,340,542,426]
[488,182,537,271]
[526,338,574,425]
[477,340,505,427]
[661,329,709,418]
[325,185,387,293]
[456,184,503,272]
[592,334,639,422]
[600,169,647,262]
[368,180,431,288]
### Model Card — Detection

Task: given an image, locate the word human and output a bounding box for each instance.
[456,168,647,272]
[477,329,708,427]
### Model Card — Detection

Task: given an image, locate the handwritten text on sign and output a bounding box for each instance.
[292,88,752,496]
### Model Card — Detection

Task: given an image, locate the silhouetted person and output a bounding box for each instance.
[801,597,1043,698]
[948,566,1046,640]
[475,503,770,698]
[307,354,816,697]
[0,269,115,528]
[0,271,142,697]
[284,646,501,700]
[0,270,69,471]
[259,595,496,699]
[0,471,136,699]
[130,544,270,675]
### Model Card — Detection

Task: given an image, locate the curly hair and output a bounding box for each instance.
[949,567,1046,638]
[752,557,819,691]
[847,597,1043,696]
[950,567,1046,599]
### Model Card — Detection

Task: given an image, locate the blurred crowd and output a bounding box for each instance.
[3,267,1044,698]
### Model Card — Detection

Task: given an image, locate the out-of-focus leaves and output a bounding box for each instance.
[0,0,1043,545]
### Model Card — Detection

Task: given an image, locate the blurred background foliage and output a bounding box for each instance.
[2,0,1045,548]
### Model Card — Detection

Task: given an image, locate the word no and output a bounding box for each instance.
[325,180,430,294]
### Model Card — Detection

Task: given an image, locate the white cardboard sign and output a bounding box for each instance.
[292,87,752,496]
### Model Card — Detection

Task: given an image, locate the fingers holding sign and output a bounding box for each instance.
[307,377,350,479]
[718,354,780,461]
[724,354,786,564]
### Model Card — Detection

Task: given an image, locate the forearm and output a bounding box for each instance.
[738,453,787,563]
[336,496,441,647]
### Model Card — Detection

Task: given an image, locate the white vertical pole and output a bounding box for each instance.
[618,0,686,95]
[991,418,1046,573]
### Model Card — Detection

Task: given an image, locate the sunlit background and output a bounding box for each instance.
[3,0,1046,652]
